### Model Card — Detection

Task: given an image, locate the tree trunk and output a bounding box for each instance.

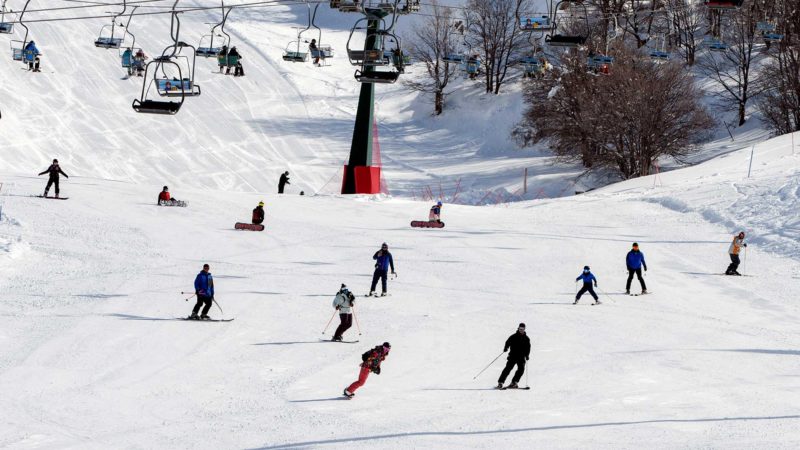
[434,90,444,115]
[738,101,746,126]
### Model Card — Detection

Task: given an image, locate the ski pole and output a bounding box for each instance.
[321,310,337,335]
[742,247,748,275]
[212,298,224,316]
[352,307,362,335]
[597,286,614,303]
[181,291,197,302]
[525,359,530,389]
[473,351,504,380]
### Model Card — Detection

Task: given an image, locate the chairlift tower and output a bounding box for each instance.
[342,7,389,195]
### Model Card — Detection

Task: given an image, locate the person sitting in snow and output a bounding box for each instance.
[252,201,265,225]
[157,186,181,205]
[429,201,442,223]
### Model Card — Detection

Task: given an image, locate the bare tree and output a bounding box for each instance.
[404,1,460,115]
[517,45,713,179]
[698,3,764,126]
[465,0,533,94]
[757,0,800,134]
[666,0,702,65]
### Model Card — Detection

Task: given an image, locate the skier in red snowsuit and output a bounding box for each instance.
[344,342,390,398]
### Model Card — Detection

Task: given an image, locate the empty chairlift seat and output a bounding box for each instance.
[545,34,587,48]
[0,21,12,34]
[132,99,182,115]
[520,16,552,31]
[354,68,400,84]
[704,0,744,9]
[348,49,384,66]
[95,36,123,49]
[338,1,363,13]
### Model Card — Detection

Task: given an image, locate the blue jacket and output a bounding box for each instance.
[626,250,647,270]
[194,271,214,297]
[576,272,597,284]
[373,250,394,272]
[24,41,40,55]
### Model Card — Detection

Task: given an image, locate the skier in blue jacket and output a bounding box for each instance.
[189,263,215,320]
[368,242,395,297]
[574,266,600,305]
[625,242,648,295]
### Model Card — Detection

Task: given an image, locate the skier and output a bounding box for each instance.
[122,48,134,76]
[725,231,747,275]
[24,40,41,72]
[227,47,243,76]
[625,242,648,295]
[38,158,68,198]
[252,201,265,225]
[368,242,395,297]
[344,342,391,398]
[157,186,181,205]
[189,263,214,320]
[332,284,356,342]
[496,323,530,389]
[278,171,290,194]
[218,45,229,73]
[133,49,147,77]
[429,201,443,223]
[574,265,600,305]
[309,38,320,65]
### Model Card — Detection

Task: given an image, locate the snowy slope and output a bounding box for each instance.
[1,130,800,448]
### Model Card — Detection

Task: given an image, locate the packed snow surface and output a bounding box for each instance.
[1,132,800,449]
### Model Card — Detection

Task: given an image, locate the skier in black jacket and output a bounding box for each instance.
[278,171,290,194]
[38,159,69,198]
[497,323,531,389]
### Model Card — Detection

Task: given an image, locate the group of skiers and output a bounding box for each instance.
[122,48,148,77]
[218,46,244,77]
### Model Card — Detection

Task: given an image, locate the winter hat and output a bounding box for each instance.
[739,231,745,237]
[437,201,442,206]
[382,342,391,350]
[258,201,264,207]
[381,242,388,249]
[518,323,526,330]
[53,158,58,163]
[583,266,590,271]
[163,186,168,191]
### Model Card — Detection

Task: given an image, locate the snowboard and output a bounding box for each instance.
[500,386,531,390]
[410,220,445,228]
[235,222,264,231]
[321,339,360,344]
[159,200,187,207]
[179,317,235,322]
[34,195,69,200]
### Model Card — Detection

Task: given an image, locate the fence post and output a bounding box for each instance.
[523,168,528,194]
[747,144,755,178]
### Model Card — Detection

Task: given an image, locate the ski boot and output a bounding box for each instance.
[496,383,504,389]
[507,382,519,389]
[367,291,375,297]
[625,289,630,295]
[187,313,200,320]
[200,315,211,320]
[641,290,648,295]
[343,389,354,399]
[573,299,579,305]
[593,300,602,305]
[380,292,388,297]
[332,336,342,342]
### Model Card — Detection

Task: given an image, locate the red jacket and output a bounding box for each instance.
[158,191,171,203]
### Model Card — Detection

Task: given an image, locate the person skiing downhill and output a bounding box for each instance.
[497,323,531,389]
[189,264,215,320]
[368,243,395,297]
[38,159,68,198]
[625,243,648,295]
[344,342,391,398]
[725,231,747,275]
[429,201,442,223]
[332,284,356,342]
[574,266,600,305]
[278,171,290,194]
[252,201,265,225]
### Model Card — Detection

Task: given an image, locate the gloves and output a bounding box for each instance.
[594,283,598,288]
[526,356,529,361]
[644,267,648,272]
[374,367,381,375]
[335,306,340,310]
[743,243,747,247]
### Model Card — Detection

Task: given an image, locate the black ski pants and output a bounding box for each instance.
[278,183,286,194]
[626,268,646,291]
[192,295,213,316]
[334,313,353,338]
[44,176,60,195]
[370,269,388,293]
[498,358,526,384]
[576,283,598,301]
[726,254,741,274]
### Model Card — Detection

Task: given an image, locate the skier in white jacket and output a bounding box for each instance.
[332,284,356,342]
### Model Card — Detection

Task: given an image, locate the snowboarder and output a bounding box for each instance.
[309,39,320,65]
[344,342,391,398]
[157,186,181,205]
[278,171,290,194]
[332,284,356,342]
[625,242,648,295]
[189,263,215,320]
[252,201,265,225]
[497,323,530,389]
[38,158,68,198]
[725,231,747,275]
[368,242,395,297]
[429,201,442,223]
[574,266,600,305]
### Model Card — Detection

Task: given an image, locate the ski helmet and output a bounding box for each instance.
[437,201,442,206]
[258,201,265,207]
[163,186,168,191]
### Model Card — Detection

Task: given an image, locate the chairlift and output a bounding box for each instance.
[520,16,552,31]
[443,53,465,64]
[308,3,334,63]
[520,55,543,76]
[132,56,184,115]
[94,0,131,49]
[648,35,670,61]
[375,1,396,14]
[763,32,783,43]
[197,2,231,58]
[283,3,312,63]
[400,0,420,14]
[346,18,390,66]
[464,56,480,75]
[587,54,613,74]
[545,1,589,48]
[9,0,33,64]
[704,36,728,52]
[156,43,201,96]
[338,1,363,13]
[354,29,404,84]
[704,1,743,10]
[0,0,15,34]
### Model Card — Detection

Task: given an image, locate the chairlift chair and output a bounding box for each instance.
[520,16,552,31]
[354,68,400,84]
[283,40,309,62]
[375,2,396,13]
[10,40,23,60]
[346,20,390,66]
[197,34,227,57]
[443,53,466,64]
[157,45,201,96]
[763,32,783,43]
[649,49,670,60]
[756,22,775,32]
[587,54,613,74]
[705,37,728,52]
[132,57,184,115]
[400,0,420,14]
[546,1,589,48]
[0,22,11,33]
[0,0,14,34]
[704,1,743,10]
[338,1,363,13]
[95,24,124,49]
[464,57,480,75]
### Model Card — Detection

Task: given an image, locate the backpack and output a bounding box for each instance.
[361,349,371,362]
